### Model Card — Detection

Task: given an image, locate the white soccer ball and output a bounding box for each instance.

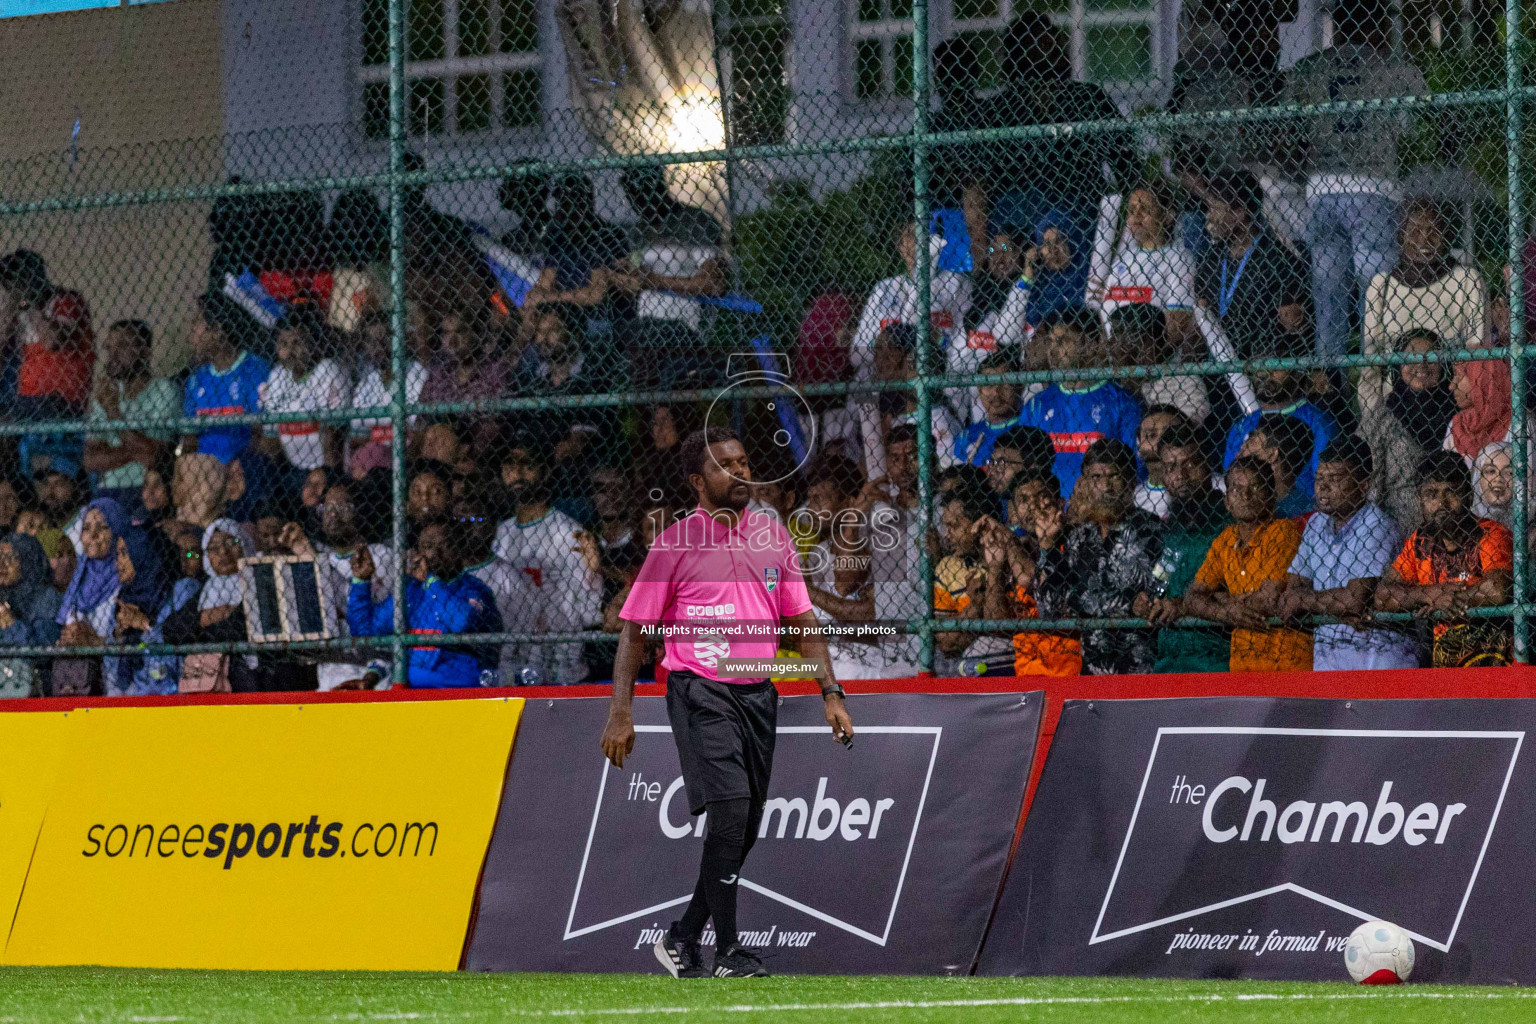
[1344,920,1415,984]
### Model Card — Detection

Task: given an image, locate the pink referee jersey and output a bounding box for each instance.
[620,508,813,682]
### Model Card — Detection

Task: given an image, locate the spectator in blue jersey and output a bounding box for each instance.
[954,351,1026,466]
[1015,307,1141,499]
[1222,332,1337,499]
[347,515,502,688]
[1239,413,1318,519]
[180,292,271,465]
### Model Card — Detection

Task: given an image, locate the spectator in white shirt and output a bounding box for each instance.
[1107,304,1212,425]
[1092,182,1198,353]
[348,310,427,478]
[493,440,602,684]
[276,477,394,690]
[851,220,974,386]
[257,309,348,488]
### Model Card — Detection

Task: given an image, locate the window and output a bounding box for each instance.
[851,0,916,100]
[359,0,541,139]
[849,0,1158,102]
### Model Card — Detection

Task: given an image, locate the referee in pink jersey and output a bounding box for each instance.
[602,426,854,979]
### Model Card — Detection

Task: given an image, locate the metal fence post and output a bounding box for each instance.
[387,0,409,685]
[1509,0,1529,663]
[912,0,935,674]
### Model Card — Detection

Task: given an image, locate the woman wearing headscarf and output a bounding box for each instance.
[1358,329,1459,531]
[0,533,62,697]
[1445,359,1536,472]
[1360,198,1488,425]
[1473,442,1516,528]
[56,497,131,648]
[108,524,184,696]
[55,498,131,692]
[979,211,1090,359]
[161,517,259,691]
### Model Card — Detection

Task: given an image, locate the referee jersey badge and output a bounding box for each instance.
[764,566,779,592]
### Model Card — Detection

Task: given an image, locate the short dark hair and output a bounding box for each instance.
[993,425,1056,471]
[1319,435,1374,478]
[195,291,266,353]
[679,426,740,480]
[1418,450,1473,496]
[0,249,49,305]
[943,478,997,524]
[108,318,154,352]
[879,322,917,352]
[804,453,863,500]
[1157,421,1208,465]
[1250,330,1313,362]
[1037,306,1103,347]
[887,422,919,448]
[1251,414,1314,483]
[1011,468,1061,499]
[274,306,328,340]
[1207,167,1265,224]
[1142,404,1194,435]
[499,437,548,472]
[939,464,988,495]
[1107,303,1166,348]
[1081,438,1138,481]
[1227,454,1276,494]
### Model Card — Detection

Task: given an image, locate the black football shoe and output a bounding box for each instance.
[654,923,708,979]
[712,944,770,977]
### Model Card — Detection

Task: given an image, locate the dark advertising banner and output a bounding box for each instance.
[467,692,1040,974]
[979,696,1536,983]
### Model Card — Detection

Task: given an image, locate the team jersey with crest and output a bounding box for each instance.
[259,359,350,470]
[183,352,271,463]
[1014,381,1142,498]
[1098,243,1196,321]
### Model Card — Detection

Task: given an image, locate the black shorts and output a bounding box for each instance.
[666,671,777,817]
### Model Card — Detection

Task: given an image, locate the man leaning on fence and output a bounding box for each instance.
[1278,437,1418,671]
[1375,451,1514,667]
[1185,456,1312,673]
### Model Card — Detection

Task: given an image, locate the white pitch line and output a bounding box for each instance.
[296,989,1536,1021]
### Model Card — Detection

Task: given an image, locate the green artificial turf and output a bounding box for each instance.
[0,969,1531,1023]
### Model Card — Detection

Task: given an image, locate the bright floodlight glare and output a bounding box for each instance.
[665,87,725,153]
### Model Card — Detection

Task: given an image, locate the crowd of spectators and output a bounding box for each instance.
[0,0,1526,692]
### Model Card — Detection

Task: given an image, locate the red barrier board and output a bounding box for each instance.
[9,665,1532,824]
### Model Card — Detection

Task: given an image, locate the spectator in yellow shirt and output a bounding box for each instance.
[1184,455,1312,672]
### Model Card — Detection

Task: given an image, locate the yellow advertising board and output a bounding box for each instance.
[0,712,68,930]
[4,698,522,970]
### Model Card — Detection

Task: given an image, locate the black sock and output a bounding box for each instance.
[677,876,710,941]
[697,798,753,950]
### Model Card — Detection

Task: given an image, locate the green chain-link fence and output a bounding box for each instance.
[0,0,1527,692]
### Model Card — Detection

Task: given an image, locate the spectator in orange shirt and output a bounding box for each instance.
[1184,455,1312,672]
[1375,450,1513,667]
[0,250,94,413]
[1000,469,1082,676]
